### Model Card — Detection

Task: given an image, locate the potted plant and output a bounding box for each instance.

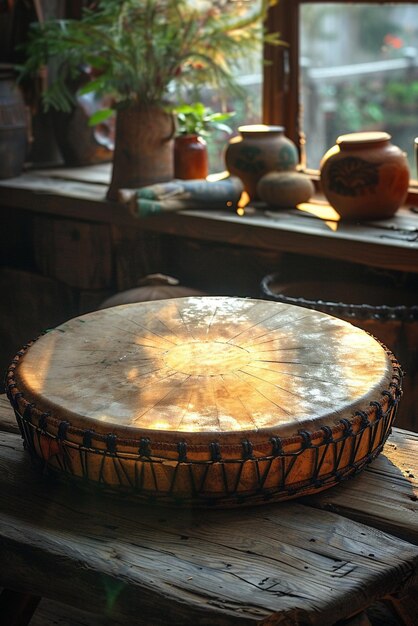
[173,101,234,179]
[19,0,279,199]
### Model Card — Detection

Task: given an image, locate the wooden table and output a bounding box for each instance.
[0,395,417,626]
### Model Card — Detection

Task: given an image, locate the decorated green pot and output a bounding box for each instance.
[224,125,298,199]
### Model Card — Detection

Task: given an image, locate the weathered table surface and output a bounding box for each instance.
[1,165,418,274]
[0,395,417,626]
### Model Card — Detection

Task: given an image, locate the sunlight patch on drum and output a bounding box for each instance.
[212,376,259,432]
[233,370,294,417]
[205,305,219,337]
[155,298,219,339]
[238,366,308,399]
[129,369,185,391]
[335,327,390,396]
[176,390,196,431]
[238,314,316,347]
[132,374,193,425]
[241,328,340,349]
[244,362,365,388]
[175,304,198,342]
[131,341,168,350]
[226,309,285,343]
[243,336,310,349]
[209,377,220,430]
[204,300,264,340]
[18,332,58,393]
[126,365,179,383]
[127,367,139,381]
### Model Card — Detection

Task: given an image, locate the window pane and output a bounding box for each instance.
[201,56,263,173]
[301,3,418,174]
[201,56,263,174]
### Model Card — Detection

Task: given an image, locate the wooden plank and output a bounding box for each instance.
[36,164,112,185]
[306,428,418,545]
[0,176,135,226]
[139,209,418,274]
[32,215,113,290]
[110,223,166,291]
[1,428,418,625]
[0,268,78,392]
[0,396,18,434]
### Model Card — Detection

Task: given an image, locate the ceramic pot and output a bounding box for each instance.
[320,131,410,220]
[0,70,27,179]
[224,124,298,199]
[174,134,208,180]
[257,171,314,208]
[107,104,175,200]
[52,106,114,167]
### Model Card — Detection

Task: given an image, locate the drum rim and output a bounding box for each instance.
[6,337,403,458]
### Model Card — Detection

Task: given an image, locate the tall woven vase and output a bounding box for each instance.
[107,104,175,201]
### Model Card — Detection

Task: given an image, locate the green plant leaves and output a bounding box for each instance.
[88,108,114,126]
[18,0,280,113]
[172,102,235,136]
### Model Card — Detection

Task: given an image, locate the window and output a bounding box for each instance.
[264,1,418,179]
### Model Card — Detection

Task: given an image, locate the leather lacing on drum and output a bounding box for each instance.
[5,342,403,506]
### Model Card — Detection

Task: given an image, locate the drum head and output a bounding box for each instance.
[7,297,401,506]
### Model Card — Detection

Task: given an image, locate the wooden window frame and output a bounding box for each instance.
[264,0,418,193]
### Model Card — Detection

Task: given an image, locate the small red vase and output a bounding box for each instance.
[174,134,209,180]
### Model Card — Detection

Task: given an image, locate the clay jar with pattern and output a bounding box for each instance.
[320,131,410,220]
[224,125,298,199]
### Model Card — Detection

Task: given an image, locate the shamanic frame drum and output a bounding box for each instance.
[6,297,402,507]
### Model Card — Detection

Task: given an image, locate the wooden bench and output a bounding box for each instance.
[0,395,417,625]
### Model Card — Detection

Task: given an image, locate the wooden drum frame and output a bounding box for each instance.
[6,297,402,507]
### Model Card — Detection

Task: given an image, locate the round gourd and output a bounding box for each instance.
[100,274,204,309]
[257,171,314,207]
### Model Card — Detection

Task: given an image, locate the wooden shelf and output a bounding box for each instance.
[1,165,418,274]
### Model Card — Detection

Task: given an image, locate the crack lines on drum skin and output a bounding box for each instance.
[206,306,219,338]
[209,377,221,430]
[252,343,310,352]
[132,375,193,424]
[232,370,293,416]
[124,312,185,343]
[176,390,196,431]
[176,305,198,342]
[238,313,318,348]
[111,314,178,346]
[219,373,259,429]
[247,337,311,349]
[257,359,341,365]
[129,368,182,391]
[241,315,316,348]
[238,368,307,401]
[245,363,361,389]
[226,309,286,344]
[131,343,166,351]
